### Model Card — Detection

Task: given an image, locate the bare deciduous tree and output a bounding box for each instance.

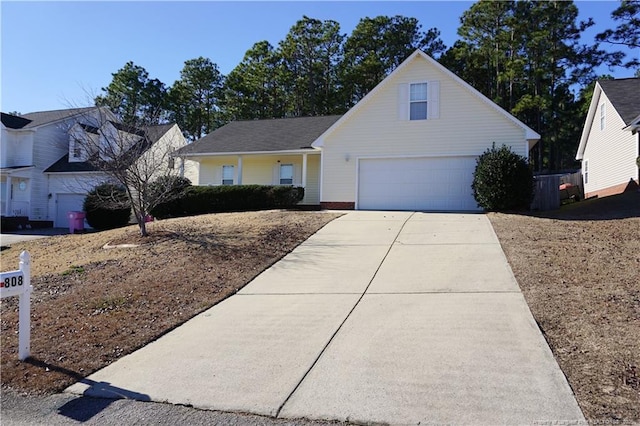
[67,107,191,236]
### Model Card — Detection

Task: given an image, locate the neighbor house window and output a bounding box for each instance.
[409,82,428,120]
[279,164,293,185]
[73,146,81,158]
[600,103,605,130]
[222,165,234,185]
[583,160,589,185]
[168,157,175,169]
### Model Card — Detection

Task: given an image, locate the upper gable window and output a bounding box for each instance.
[72,144,82,159]
[600,103,606,130]
[409,82,428,120]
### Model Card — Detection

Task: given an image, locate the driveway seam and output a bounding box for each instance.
[274,212,416,418]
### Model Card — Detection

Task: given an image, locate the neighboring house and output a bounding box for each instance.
[576,78,640,199]
[1,108,195,227]
[1,107,109,225]
[175,49,540,211]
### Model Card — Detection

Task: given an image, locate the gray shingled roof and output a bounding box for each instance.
[44,155,98,173]
[175,115,342,156]
[44,123,177,173]
[1,113,33,129]
[599,78,640,125]
[19,107,99,129]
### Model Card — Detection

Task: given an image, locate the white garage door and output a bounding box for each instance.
[358,157,480,211]
[55,193,86,227]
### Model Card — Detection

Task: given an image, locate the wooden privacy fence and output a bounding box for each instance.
[530,171,583,211]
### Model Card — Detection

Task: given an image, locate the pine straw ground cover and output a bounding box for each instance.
[488,191,640,424]
[1,210,341,395]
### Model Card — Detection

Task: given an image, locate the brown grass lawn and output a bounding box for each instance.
[1,210,341,394]
[488,191,640,424]
[1,194,639,424]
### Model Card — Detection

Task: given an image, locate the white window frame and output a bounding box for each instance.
[600,103,605,130]
[409,82,428,121]
[222,165,234,185]
[279,164,294,185]
[583,159,589,185]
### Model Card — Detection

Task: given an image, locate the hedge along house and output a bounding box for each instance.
[173,115,341,206]
[176,50,540,211]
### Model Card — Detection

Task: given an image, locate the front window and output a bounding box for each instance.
[222,165,234,185]
[410,82,428,120]
[279,164,293,185]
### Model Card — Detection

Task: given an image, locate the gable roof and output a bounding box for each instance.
[175,115,342,157]
[576,78,640,160]
[45,123,179,174]
[1,112,33,129]
[313,49,540,148]
[43,154,99,173]
[18,107,99,129]
[144,123,177,144]
[597,78,640,126]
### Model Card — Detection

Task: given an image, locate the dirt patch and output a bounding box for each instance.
[1,210,341,395]
[488,192,640,424]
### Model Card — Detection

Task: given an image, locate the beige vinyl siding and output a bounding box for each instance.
[197,153,321,205]
[320,55,528,204]
[582,91,639,195]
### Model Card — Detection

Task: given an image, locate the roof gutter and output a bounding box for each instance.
[173,148,321,158]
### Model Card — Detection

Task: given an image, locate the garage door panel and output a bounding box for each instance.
[358,157,479,211]
[55,194,86,227]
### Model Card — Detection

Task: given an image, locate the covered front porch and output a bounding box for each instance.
[190,150,321,206]
[1,166,34,218]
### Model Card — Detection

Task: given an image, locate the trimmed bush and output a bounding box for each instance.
[152,185,304,218]
[83,183,131,230]
[148,176,192,219]
[471,144,534,211]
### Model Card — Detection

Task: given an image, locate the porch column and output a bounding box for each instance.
[237,155,243,185]
[5,175,12,216]
[301,153,308,188]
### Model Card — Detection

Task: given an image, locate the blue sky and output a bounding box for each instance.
[1,1,636,114]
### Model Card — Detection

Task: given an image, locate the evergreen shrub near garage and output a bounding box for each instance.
[471,144,534,211]
[151,185,305,218]
[147,176,192,219]
[83,183,132,230]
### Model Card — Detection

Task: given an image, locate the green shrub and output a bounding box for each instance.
[153,185,304,218]
[471,144,534,211]
[83,183,131,230]
[148,176,192,219]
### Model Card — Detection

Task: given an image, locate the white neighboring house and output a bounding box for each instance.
[1,108,109,226]
[576,78,640,199]
[177,50,540,211]
[1,108,196,228]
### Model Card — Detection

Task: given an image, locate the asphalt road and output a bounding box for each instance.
[0,389,348,426]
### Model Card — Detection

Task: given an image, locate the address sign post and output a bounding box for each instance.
[1,251,32,360]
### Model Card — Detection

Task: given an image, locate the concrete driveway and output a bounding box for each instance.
[1,228,70,246]
[67,212,585,424]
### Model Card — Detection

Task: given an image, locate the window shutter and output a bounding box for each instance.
[428,80,440,119]
[397,83,409,121]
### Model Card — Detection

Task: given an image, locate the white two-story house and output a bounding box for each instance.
[1,107,195,228]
